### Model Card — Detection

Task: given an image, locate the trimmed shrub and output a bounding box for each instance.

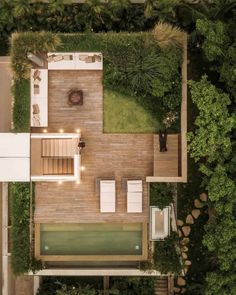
[12,79,30,132]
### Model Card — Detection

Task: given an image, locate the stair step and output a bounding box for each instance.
[43,158,73,175]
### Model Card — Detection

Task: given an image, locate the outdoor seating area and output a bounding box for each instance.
[30,52,103,127]
[31,69,48,127]
[47,52,103,70]
[97,179,143,213]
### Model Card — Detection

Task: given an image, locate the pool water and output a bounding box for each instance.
[40,223,142,256]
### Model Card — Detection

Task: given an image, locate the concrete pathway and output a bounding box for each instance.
[0,56,12,295]
[0,57,12,132]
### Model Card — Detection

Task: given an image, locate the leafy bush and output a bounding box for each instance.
[150,183,174,209]
[152,232,181,275]
[11,31,61,79]
[9,182,31,275]
[111,276,155,295]
[196,19,228,62]
[38,276,154,295]
[187,75,235,164]
[37,277,103,295]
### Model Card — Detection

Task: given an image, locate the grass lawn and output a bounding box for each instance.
[104,89,160,133]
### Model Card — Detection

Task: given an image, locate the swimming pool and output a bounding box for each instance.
[36,223,147,261]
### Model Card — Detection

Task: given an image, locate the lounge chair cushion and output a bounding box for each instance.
[100,180,115,213]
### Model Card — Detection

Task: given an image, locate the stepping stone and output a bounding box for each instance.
[194,199,204,208]
[182,252,188,259]
[177,219,184,226]
[173,287,181,293]
[191,209,201,219]
[200,192,208,202]
[181,246,188,252]
[182,226,191,236]
[184,267,188,274]
[181,288,187,294]
[180,237,189,246]
[177,277,186,286]
[178,229,183,238]
[186,214,194,224]
[185,260,191,266]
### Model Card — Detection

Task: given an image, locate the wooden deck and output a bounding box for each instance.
[34,70,153,223]
[153,134,181,177]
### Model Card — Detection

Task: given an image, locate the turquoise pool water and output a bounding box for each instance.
[40,223,142,256]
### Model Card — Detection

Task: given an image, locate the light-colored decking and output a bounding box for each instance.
[34,70,153,224]
[153,134,181,177]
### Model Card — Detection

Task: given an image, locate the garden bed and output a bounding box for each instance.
[37,276,155,295]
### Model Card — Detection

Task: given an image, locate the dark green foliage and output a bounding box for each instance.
[152,232,181,275]
[111,276,155,295]
[220,41,236,100]
[187,76,235,164]
[188,77,236,294]
[12,79,30,132]
[9,183,42,275]
[9,183,31,275]
[150,183,174,209]
[37,277,103,295]
[37,276,155,295]
[196,19,229,62]
[0,2,152,55]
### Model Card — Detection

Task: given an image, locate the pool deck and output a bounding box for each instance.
[34,70,153,225]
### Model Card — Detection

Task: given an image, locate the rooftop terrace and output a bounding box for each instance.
[34,70,154,224]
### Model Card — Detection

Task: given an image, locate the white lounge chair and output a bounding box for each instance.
[127,180,142,213]
[100,180,116,213]
[150,206,170,240]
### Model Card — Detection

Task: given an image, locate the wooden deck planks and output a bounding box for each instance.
[153,134,180,177]
[34,70,153,224]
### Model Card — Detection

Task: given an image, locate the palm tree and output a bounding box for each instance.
[153,21,186,48]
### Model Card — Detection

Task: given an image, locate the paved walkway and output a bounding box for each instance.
[0,56,11,295]
[0,57,12,132]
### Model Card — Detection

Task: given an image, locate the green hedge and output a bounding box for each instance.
[9,182,31,275]
[11,31,182,132]
[12,79,30,132]
[150,183,174,209]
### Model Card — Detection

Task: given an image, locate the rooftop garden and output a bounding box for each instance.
[11,28,183,133]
